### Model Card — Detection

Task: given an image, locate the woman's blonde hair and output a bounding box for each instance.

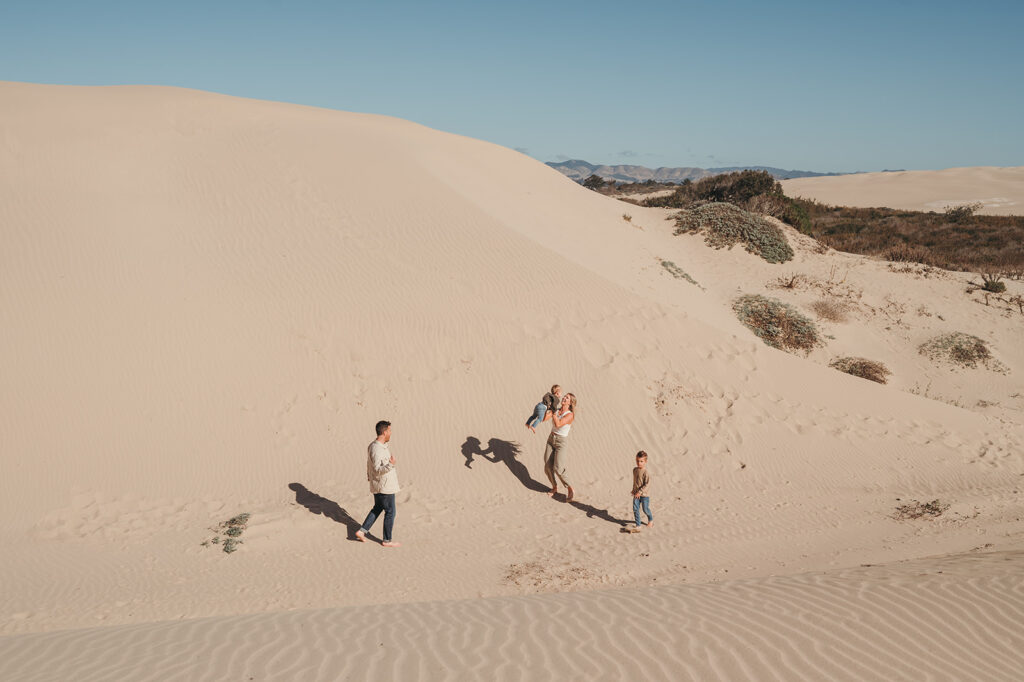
[564,392,577,413]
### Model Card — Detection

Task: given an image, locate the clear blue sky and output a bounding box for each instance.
[3,0,1021,171]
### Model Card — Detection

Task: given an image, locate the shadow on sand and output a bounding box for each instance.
[288,483,364,541]
[569,499,630,528]
[461,436,549,493]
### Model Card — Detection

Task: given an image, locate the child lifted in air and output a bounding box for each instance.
[525,384,562,433]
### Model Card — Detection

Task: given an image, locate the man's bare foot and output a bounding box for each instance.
[355,530,367,542]
[566,486,574,502]
[382,541,401,548]
[627,526,641,533]
[529,425,536,433]
[646,521,654,528]
[547,487,557,497]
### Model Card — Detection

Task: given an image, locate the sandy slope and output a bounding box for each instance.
[2,551,1022,682]
[1,82,1023,679]
[781,166,1024,215]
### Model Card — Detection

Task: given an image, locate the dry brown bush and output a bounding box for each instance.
[830,357,891,384]
[809,299,849,322]
[887,243,932,264]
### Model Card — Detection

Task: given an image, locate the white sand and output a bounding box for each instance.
[1,82,1023,680]
[782,167,1024,215]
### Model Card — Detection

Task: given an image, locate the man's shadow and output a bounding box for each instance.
[288,483,364,541]
[461,436,549,493]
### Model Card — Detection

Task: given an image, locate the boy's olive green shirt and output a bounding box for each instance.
[631,467,650,496]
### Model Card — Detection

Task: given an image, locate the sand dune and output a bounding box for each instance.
[1,82,1023,679]
[781,166,1024,215]
[1,551,1021,681]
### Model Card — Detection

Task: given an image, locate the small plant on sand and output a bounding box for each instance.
[201,512,251,554]
[622,213,632,222]
[829,357,890,384]
[660,260,702,288]
[675,202,794,264]
[980,272,1006,293]
[919,332,1007,372]
[809,298,849,322]
[733,294,820,353]
[886,242,931,264]
[771,272,806,290]
[893,499,949,520]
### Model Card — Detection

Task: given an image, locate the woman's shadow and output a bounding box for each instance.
[461,436,549,493]
[461,437,630,528]
[288,483,364,541]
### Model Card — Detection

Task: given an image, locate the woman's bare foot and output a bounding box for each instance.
[382,541,401,548]
[646,521,654,528]
[547,487,557,497]
[528,425,536,433]
[566,486,575,502]
[355,530,367,542]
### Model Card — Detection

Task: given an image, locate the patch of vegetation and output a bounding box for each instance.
[793,198,1024,272]
[606,170,1024,272]
[980,272,1006,293]
[771,272,806,290]
[675,202,794,264]
[809,299,849,322]
[944,202,983,223]
[893,499,949,520]
[201,512,251,554]
[660,260,702,288]
[733,294,820,352]
[643,170,812,235]
[918,332,1007,372]
[830,356,890,384]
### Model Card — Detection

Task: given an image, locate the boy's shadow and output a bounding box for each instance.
[461,436,549,493]
[288,483,364,541]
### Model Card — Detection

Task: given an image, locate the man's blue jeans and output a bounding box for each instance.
[360,493,396,542]
[633,496,652,527]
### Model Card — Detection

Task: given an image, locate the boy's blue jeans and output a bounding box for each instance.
[525,403,548,428]
[633,496,652,527]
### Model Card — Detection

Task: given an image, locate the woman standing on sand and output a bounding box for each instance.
[543,393,577,502]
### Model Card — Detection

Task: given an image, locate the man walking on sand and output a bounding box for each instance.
[355,420,401,547]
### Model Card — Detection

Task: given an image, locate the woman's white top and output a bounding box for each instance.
[552,410,573,436]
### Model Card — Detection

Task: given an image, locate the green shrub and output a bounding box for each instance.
[733,294,820,352]
[981,273,1006,292]
[675,203,794,264]
[781,199,812,235]
[919,332,1005,371]
[201,512,252,554]
[645,170,782,208]
[660,260,702,288]
[830,357,890,384]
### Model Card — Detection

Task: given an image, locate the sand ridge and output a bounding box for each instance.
[781,166,1024,215]
[1,551,1021,681]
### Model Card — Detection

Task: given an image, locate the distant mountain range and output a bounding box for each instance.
[546,160,853,183]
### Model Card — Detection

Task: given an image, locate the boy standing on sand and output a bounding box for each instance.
[355,420,401,547]
[628,451,653,533]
